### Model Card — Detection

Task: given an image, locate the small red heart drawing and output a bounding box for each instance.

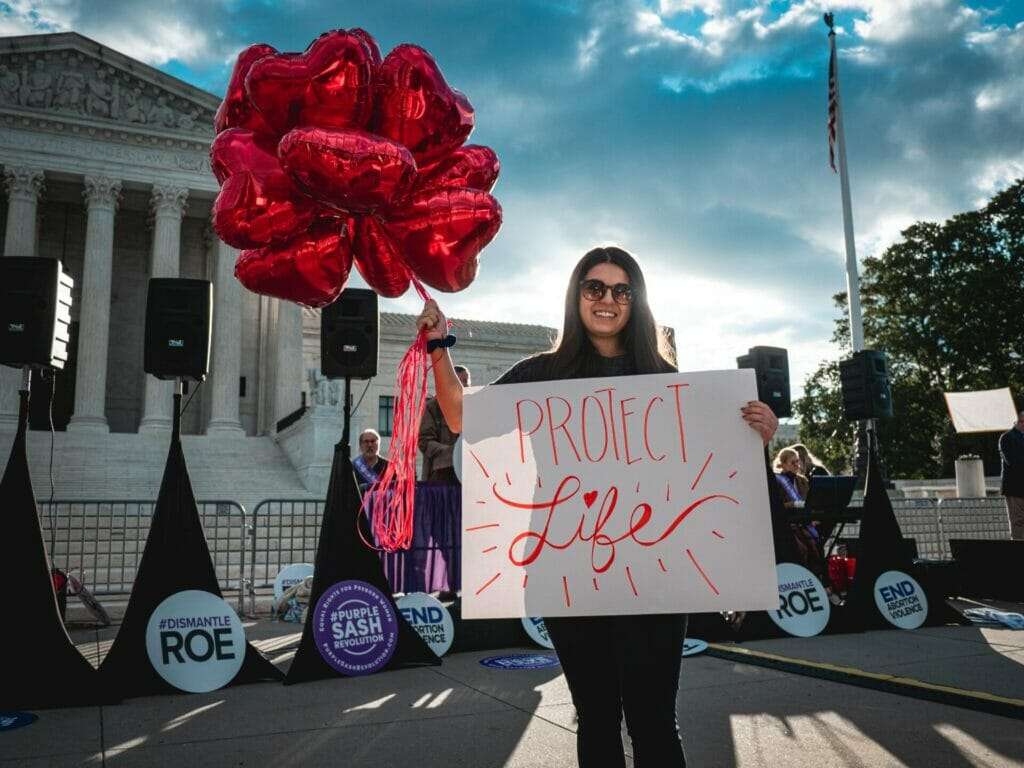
[583,491,598,508]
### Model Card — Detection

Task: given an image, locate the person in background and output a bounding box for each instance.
[353,428,389,491]
[774,446,809,506]
[419,365,470,483]
[774,446,824,577]
[792,443,830,478]
[999,411,1024,540]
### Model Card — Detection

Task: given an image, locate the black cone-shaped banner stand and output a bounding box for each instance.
[0,386,103,709]
[99,392,281,698]
[845,437,915,628]
[285,439,437,684]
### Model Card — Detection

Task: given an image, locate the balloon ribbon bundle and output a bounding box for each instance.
[212,28,502,551]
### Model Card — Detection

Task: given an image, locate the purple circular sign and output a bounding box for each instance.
[312,580,398,676]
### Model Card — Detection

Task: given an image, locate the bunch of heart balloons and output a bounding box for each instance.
[212,28,502,308]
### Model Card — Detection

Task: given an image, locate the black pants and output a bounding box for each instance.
[545,613,688,768]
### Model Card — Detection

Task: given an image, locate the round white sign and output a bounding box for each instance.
[768,563,831,638]
[396,593,455,657]
[453,435,463,483]
[145,590,246,693]
[273,563,315,602]
[874,570,928,629]
[522,616,555,649]
[682,637,709,657]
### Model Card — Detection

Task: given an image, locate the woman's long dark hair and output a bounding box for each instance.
[539,246,676,379]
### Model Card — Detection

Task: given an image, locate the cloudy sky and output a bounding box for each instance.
[3,1,1022,398]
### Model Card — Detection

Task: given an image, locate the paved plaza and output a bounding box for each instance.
[3,614,1024,767]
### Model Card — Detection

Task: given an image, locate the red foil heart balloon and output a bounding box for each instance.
[374,44,474,165]
[349,28,382,68]
[416,145,499,193]
[211,128,317,249]
[211,127,285,183]
[386,187,502,292]
[351,215,411,297]
[214,43,278,135]
[246,29,376,137]
[234,218,353,308]
[279,127,417,213]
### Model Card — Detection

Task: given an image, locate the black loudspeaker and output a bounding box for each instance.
[737,346,791,418]
[143,278,212,382]
[839,349,893,420]
[321,288,378,380]
[0,257,74,370]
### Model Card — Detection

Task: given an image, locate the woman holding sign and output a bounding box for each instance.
[418,246,778,767]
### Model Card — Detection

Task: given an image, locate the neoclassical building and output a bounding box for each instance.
[0,32,554,506]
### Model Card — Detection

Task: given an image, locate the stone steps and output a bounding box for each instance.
[0,427,314,512]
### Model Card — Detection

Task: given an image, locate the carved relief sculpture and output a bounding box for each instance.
[53,56,85,112]
[20,59,53,109]
[0,50,216,135]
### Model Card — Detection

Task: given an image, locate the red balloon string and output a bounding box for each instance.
[362,277,433,552]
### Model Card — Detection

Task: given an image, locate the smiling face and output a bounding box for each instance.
[578,262,632,350]
[781,454,801,474]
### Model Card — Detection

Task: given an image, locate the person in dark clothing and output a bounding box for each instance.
[416,246,780,768]
[419,365,470,483]
[999,411,1024,540]
[792,443,830,478]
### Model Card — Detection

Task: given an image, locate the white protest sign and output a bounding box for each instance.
[768,563,831,637]
[522,616,554,649]
[461,369,778,619]
[273,563,315,602]
[874,571,928,629]
[145,590,246,693]
[944,388,1017,434]
[396,593,455,657]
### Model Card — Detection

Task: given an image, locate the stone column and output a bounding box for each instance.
[68,176,121,433]
[206,236,245,435]
[1,166,46,428]
[273,300,304,431]
[138,184,188,433]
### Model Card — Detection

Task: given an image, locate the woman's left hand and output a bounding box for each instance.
[741,400,778,446]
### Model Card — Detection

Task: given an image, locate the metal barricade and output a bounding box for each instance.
[249,499,325,598]
[937,497,1010,558]
[835,498,944,559]
[890,498,944,559]
[38,499,249,613]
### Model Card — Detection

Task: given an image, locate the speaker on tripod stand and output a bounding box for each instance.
[143,278,212,383]
[0,257,74,371]
[736,346,791,418]
[321,288,379,380]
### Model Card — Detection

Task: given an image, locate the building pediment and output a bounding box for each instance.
[0,32,219,141]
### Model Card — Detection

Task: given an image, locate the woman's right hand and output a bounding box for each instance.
[417,299,448,343]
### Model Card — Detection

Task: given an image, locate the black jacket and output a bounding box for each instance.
[999,428,1024,497]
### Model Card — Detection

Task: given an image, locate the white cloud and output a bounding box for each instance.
[577,27,602,71]
[0,1,223,65]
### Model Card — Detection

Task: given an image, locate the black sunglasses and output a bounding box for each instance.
[579,279,633,305]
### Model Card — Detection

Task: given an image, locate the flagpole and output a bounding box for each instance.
[826,14,865,353]
[825,13,877,482]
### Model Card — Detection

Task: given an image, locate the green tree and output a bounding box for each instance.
[796,178,1024,478]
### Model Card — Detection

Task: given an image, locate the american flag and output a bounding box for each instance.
[826,15,838,173]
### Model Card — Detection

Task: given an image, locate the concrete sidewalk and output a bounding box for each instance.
[3,620,1024,767]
